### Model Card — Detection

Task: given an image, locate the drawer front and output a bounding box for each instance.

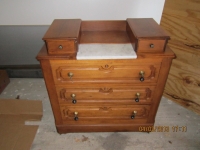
[60,105,150,124]
[137,39,166,53]
[51,62,161,84]
[56,86,154,105]
[46,40,77,55]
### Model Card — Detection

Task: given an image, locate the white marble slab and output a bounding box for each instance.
[76,44,137,60]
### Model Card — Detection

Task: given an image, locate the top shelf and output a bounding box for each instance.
[80,31,130,43]
[42,18,171,56]
[127,18,170,39]
[80,20,130,43]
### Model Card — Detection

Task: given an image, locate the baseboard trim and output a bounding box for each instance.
[0,65,43,78]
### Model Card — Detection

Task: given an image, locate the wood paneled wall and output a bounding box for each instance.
[160,0,200,114]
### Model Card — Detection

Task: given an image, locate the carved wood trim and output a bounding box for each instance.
[56,67,64,81]
[139,107,149,117]
[60,88,67,101]
[99,88,113,94]
[148,65,156,79]
[99,107,112,112]
[99,65,114,73]
[145,88,152,99]
[63,108,69,117]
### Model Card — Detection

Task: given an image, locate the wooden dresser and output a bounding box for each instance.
[36,18,175,133]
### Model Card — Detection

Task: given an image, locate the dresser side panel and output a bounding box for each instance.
[39,59,63,125]
[147,58,173,123]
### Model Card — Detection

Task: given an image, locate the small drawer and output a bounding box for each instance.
[56,86,155,105]
[42,19,81,55]
[137,39,166,53]
[126,18,169,53]
[46,40,77,55]
[60,105,150,124]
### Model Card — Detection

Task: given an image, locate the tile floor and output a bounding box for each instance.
[0,78,200,150]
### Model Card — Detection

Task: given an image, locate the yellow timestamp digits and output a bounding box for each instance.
[139,126,187,132]
[139,126,170,132]
[172,126,187,132]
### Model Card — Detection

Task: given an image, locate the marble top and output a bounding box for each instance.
[76,44,137,60]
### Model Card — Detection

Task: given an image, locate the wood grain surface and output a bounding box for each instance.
[160,0,200,114]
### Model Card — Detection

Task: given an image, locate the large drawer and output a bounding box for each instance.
[60,105,150,124]
[50,60,161,84]
[56,86,155,105]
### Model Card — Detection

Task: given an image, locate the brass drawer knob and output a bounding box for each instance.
[139,71,145,82]
[58,45,63,49]
[150,44,154,48]
[135,93,140,102]
[74,112,78,121]
[131,111,137,119]
[68,72,73,79]
[71,94,76,98]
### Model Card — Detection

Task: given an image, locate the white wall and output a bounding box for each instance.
[0,0,166,65]
[0,0,165,25]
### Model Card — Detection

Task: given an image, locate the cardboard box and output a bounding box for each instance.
[0,70,10,94]
[0,99,43,150]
